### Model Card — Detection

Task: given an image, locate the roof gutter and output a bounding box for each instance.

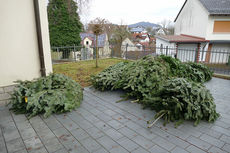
[33,0,46,77]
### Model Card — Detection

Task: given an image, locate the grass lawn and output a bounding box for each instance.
[53,58,127,87]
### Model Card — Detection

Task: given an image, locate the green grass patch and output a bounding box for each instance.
[53,58,127,87]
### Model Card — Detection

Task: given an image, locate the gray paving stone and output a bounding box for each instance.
[132,147,149,153]
[14,149,28,153]
[61,139,81,153]
[76,119,95,129]
[117,137,139,152]
[96,113,113,122]
[185,145,207,153]
[37,129,56,142]
[53,148,69,153]
[19,128,37,140]
[151,136,176,151]
[12,114,28,123]
[85,127,104,139]
[29,147,48,153]
[104,128,124,141]
[45,120,63,130]
[118,127,138,139]
[43,138,63,153]
[132,135,154,150]
[93,148,109,153]
[103,109,117,116]
[0,93,11,101]
[97,135,119,150]
[208,146,228,153]
[107,120,125,130]
[220,134,230,143]
[31,121,49,132]
[24,136,43,152]
[171,147,189,153]
[211,125,230,137]
[200,134,225,148]
[111,114,130,124]
[0,138,7,153]
[149,145,170,153]
[109,145,129,153]
[186,136,211,151]
[124,121,142,131]
[3,126,21,142]
[93,121,111,131]
[3,85,15,93]
[6,138,25,153]
[70,128,90,141]
[53,127,75,143]
[136,127,157,140]
[198,126,223,139]
[16,120,32,130]
[80,137,101,152]
[84,114,100,123]
[222,143,230,153]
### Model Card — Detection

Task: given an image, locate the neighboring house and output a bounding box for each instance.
[0,0,52,92]
[132,33,151,43]
[156,28,167,35]
[156,0,230,63]
[130,26,147,34]
[80,33,111,58]
[156,35,209,62]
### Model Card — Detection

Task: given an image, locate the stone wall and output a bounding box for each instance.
[0,85,15,106]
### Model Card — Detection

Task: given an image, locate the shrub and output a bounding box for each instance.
[10,74,83,118]
[143,78,219,126]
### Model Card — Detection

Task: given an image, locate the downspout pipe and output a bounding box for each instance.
[33,0,46,77]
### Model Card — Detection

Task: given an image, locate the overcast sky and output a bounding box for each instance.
[81,0,186,25]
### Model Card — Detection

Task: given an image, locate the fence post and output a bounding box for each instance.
[195,43,201,63]
[160,44,163,55]
[73,44,77,61]
[166,46,168,56]
[57,47,60,59]
[126,44,128,59]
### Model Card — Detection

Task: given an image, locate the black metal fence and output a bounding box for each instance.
[51,45,230,75]
[121,45,230,75]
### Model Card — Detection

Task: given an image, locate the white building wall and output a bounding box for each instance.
[206,16,230,41]
[0,0,53,87]
[155,38,176,56]
[174,0,209,38]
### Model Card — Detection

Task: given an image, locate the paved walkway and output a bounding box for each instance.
[0,78,230,153]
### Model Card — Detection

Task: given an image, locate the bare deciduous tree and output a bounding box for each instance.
[89,18,106,67]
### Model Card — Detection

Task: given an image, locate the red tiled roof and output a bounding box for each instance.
[156,34,209,43]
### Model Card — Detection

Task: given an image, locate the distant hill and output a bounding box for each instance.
[128,22,160,28]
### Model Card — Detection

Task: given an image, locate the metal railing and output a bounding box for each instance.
[121,45,230,75]
[51,44,230,75]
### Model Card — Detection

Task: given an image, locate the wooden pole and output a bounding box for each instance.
[96,35,98,68]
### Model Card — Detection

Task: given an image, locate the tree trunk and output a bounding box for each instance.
[96,35,98,68]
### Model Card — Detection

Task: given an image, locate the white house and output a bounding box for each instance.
[130,26,147,34]
[0,0,53,104]
[80,33,111,59]
[156,0,230,63]
[156,28,167,35]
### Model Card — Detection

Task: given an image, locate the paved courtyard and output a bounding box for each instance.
[0,77,230,153]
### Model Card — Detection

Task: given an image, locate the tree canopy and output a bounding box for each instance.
[48,0,83,46]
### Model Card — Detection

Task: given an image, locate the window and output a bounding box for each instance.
[213,21,230,33]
